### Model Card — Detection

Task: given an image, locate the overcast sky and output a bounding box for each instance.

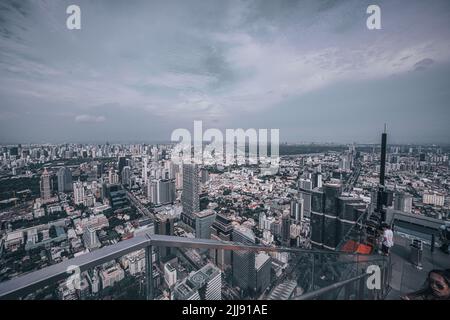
[1,0,449,144]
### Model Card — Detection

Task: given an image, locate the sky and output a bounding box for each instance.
[0,0,449,145]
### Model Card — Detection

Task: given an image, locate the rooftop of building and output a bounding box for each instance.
[386,234,449,299]
[194,209,216,218]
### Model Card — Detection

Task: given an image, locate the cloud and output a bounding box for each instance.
[414,58,435,71]
[0,0,450,143]
[74,114,106,123]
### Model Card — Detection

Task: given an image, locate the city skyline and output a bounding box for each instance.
[0,0,450,144]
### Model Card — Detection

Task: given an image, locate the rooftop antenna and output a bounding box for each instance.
[376,125,388,223]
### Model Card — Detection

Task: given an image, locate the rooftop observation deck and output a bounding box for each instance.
[0,210,447,300]
[386,234,449,299]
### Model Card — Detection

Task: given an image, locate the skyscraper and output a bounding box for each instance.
[322,183,342,250]
[281,210,291,246]
[148,179,175,205]
[201,168,210,184]
[109,169,119,185]
[121,166,131,187]
[232,226,256,295]
[311,189,325,248]
[118,156,127,175]
[73,181,85,205]
[210,214,233,270]
[194,209,216,240]
[290,198,304,223]
[158,179,176,205]
[154,212,176,260]
[40,168,51,201]
[57,167,73,193]
[299,182,312,212]
[394,192,413,213]
[313,172,323,189]
[142,156,149,184]
[254,253,271,295]
[181,163,200,228]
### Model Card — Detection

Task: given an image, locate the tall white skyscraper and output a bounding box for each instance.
[40,168,51,201]
[142,156,148,184]
[73,181,85,205]
[164,263,177,288]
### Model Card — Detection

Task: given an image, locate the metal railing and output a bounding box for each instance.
[298,255,391,300]
[0,234,390,300]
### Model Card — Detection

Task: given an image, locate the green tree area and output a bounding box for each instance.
[11,211,68,230]
[0,176,40,201]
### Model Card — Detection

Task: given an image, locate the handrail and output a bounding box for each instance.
[297,272,369,300]
[335,210,367,250]
[298,256,390,300]
[0,234,386,299]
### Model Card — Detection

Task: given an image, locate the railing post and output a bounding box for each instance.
[358,269,366,300]
[311,253,315,292]
[146,245,153,300]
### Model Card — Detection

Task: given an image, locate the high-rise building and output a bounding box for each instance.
[313,172,323,189]
[290,198,304,223]
[109,169,119,185]
[254,253,271,295]
[181,163,200,228]
[154,212,176,260]
[324,183,342,216]
[281,210,291,246]
[118,156,127,175]
[339,154,352,171]
[201,168,210,184]
[311,189,325,248]
[73,181,85,205]
[322,183,343,250]
[57,167,73,193]
[164,263,177,288]
[148,179,175,205]
[40,168,51,201]
[210,214,233,270]
[83,226,100,250]
[194,209,216,240]
[148,179,158,204]
[299,178,312,191]
[394,192,413,213]
[232,226,256,295]
[158,179,176,205]
[142,156,149,184]
[173,263,221,300]
[338,199,366,243]
[108,184,128,209]
[299,188,312,218]
[121,166,131,186]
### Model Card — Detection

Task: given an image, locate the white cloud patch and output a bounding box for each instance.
[0,0,449,142]
[75,114,106,123]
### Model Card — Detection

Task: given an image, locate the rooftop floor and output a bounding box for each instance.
[386,234,449,300]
